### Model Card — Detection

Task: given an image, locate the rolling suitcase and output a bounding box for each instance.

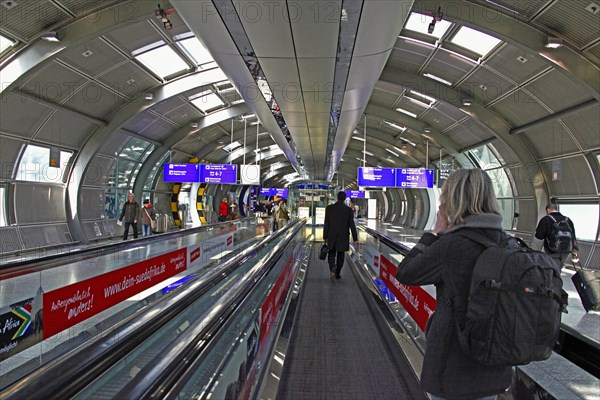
[571,262,600,312]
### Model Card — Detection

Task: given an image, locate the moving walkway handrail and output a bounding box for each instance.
[357,224,412,256]
[0,217,255,276]
[0,219,296,400]
[116,219,306,400]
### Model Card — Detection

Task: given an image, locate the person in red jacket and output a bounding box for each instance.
[219,197,229,222]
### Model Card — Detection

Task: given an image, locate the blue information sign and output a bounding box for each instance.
[357,167,396,187]
[396,168,434,188]
[274,188,288,198]
[163,164,199,182]
[344,190,365,198]
[200,164,237,184]
[259,188,274,196]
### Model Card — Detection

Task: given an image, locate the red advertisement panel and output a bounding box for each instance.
[379,255,436,331]
[259,257,295,349]
[43,249,187,339]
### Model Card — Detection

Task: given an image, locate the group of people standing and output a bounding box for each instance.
[118,193,156,240]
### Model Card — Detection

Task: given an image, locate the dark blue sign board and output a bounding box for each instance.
[344,190,365,198]
[199,164,237,184]
[274,188,288,198]
[259,188,288,198]
[163,164,199,182]
[396,168,434,188]
[357,167,396,187]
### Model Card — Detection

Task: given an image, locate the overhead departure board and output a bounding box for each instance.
[396,168,434,188]
[163,164,199,182]
[199,164,237,184]
[259,188,288,198]
[357,167,396,187]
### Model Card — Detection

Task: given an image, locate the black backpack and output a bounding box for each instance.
[547,215,573,254]
[446,231,567,367]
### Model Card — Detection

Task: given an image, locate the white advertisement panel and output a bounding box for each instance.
[315,207,326,225]
[240,164,260,185]
[298,206,310,219]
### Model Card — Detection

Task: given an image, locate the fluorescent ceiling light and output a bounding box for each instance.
[545,37,563,49]
[223,141,242,153]
[386,148,399,157]
[0,34,15,52]
[364,150,374,156]
[352,136,365,141]
[177,37,214,65]
[485,0,520,14]
[408,90,436,104]
[40,31,59,42]
[242,114,256,120]
[135,45,189,78]
[451,26,502,57]
[423,73,453,86]
[383,121,407,131]
[190,91,225,112]
[405,12,451,39]
[257,79,272,101]
[396,107,418,118]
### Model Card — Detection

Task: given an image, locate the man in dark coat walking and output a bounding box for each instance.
[324,191,358,283]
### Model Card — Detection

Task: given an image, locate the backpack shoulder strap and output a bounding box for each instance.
[548,215,557,223]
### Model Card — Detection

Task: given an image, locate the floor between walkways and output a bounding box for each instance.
[276,245,425,400]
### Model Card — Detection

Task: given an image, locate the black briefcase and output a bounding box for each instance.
[571,268,600,312]
[319,243,328,260]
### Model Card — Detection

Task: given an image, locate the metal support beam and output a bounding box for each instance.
[23,91,108,126]
[509,99,598,135]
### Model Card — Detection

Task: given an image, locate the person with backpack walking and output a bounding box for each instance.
[532,200,579,268]
[119,193,140,240]
[395,169,525,399]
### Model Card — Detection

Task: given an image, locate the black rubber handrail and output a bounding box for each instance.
[0,217,255,276]
[115,220,306,400]
[0,219,295,400]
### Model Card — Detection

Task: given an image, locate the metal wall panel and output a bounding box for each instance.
[34,111,97,149]
[83,155,114,186]
[485,46,548,85]
[489,139,520,166]
[488,89,550,127]
[21,62,89,104]
[0,0,68,40]
[0,94,54,138]
[0,136,24,180]
[97,61,157,99]
[66,82,128,119]
[539,156,597,196]
[508,165,536,196]
[422,49,476,86]
[445,118,494,149]
[577,241,595,270]
[105,20,163,54]
[561,105,600,150]
[522,120,580,159]
[525,69,594,112]
[14,183,66,224]
[585,245,600,271]
[58,38,127,78]
[19,223,72,249]
[79,187,106,220]
[536,0,600,49]
[458,66,515,106]
[0,227,22,253]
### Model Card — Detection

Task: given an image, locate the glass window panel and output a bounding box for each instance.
[135,45,189,78]
[190,92,225,113]
[0,34,15,53]
[559,204,599,241]
[497,199,514,230]
[119,138,152,160]
[451,26,502,57]
[103,189,128,219]
[108,159,137,189]
[405,12,451,39]
[178,37,214,65]
[0,186,7,227]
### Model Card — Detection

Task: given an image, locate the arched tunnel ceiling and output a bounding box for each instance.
[0,0,598,195]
